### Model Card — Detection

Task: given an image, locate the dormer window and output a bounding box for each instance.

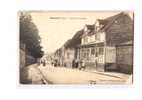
[84,24,95,35]
[95,19,106,32]
[84,37,88,43]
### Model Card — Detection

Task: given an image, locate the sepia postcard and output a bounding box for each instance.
[19,11,134,85]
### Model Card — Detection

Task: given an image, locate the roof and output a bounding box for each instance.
[97,19,108,26]
[86,24,95,30]
[64,29,84,48]
[64,39,72,48]
[98,12,130,31]
[83,24,95,36]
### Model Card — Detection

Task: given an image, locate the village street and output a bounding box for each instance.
[20,12,133,85]
[21,63,132,84]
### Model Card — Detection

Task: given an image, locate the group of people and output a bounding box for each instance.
[51,59,59,67]
[38,57,86,70]
[72,59,85,70]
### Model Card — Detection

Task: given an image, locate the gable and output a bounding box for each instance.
[107,14,133,33]
[105,14,133,46]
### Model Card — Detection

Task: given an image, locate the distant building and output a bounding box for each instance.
[54,30,84,68]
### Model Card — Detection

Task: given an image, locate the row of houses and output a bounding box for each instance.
[54,12,133,74]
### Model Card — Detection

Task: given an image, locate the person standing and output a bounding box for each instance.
[81,59,85,70]
[79,59,85,70]
[72,59,75,68]
[75,59,79,68]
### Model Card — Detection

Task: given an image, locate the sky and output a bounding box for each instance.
[30,11,133,54]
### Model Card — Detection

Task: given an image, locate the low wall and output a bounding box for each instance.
[20,49,36,67]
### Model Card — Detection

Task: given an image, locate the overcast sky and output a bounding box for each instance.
[30,11,133,54]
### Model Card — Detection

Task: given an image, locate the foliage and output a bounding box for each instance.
[20,12,44,58]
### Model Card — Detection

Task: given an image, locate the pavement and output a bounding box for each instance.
[20,64,47,84]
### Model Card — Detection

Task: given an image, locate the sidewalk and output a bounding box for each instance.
[85,69,131,80]
[86,69,132,84]
[20,64,48,84]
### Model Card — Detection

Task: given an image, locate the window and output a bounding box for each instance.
[81,48,90,60]
[91,48,95,55]
[99,47,104,55]
[84,37,88,43]
[100,32,105,41]
[86,49,90,60]
[96,33,100,41]
[95,48,98,57]
[81,48,85,59]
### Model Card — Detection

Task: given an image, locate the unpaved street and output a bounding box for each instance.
[37,64,131,84]
[20,63,131,84]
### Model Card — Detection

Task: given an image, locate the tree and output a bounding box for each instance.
[20,12,44,58]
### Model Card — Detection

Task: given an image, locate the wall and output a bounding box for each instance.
[106,14,133,46]
[26,54,36,66]
[105,47,116,63]
[104,14,133,73]
[64,48,75,67]
[116,45,133,74]
[20,49,26,68]
[20,43,36,67]
[105,46,117,71]
[81,32,105,45]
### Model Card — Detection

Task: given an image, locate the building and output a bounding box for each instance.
[54,30,84,68]
[77,12,133,73]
